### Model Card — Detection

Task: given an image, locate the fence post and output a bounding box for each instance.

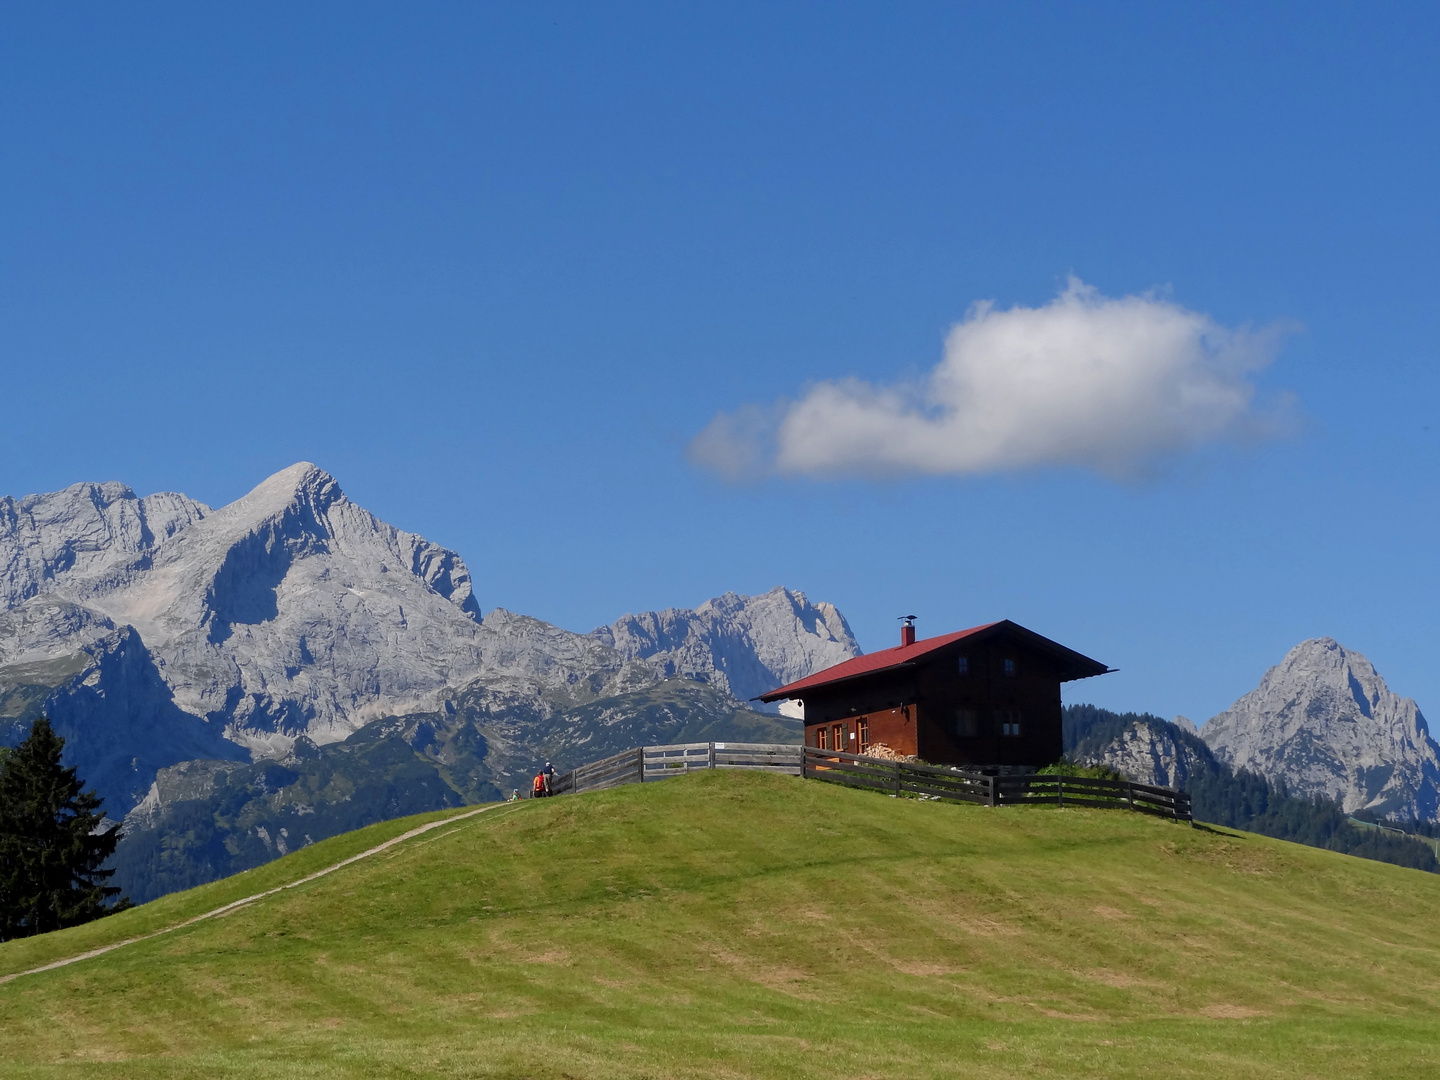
[894,762,902,797]
[1057,776,1063,807]
[988,774,997,807]
[1127,783,1135,811]
[708,742,716,770]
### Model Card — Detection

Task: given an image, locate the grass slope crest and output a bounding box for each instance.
[3,769,1439,1079]
[113,679,798,902]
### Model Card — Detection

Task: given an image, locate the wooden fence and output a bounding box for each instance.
[550,742,801,796]
[547,741,1191,823]
[645,742,802,778]
[549,747,644,797]
[801,747,1192,822]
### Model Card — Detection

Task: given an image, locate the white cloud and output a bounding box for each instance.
[689,278,1294,481]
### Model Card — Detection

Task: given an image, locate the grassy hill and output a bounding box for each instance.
[4,770,1440,1079]
[113,679,799,904]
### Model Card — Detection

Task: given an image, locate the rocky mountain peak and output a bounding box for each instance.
[213,462,343,534]
[1202,637,1440,820]
[593,585,860,705]
[0,464,492,755]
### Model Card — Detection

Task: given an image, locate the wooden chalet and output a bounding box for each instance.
[758,619,1110,771]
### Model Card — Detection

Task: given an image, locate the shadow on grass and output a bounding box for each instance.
[1191,821,1246,838]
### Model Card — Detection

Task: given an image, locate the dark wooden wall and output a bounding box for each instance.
[914,640,1063,767]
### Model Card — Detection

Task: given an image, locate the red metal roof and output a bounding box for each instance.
[757,622,1001,702]
[757,619,1110,702]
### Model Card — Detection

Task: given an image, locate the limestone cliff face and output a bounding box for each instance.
[0,481,207,610]
[593,586,860,706]
[0,463,488,755]
[1201,638,1440,820]
[1077,717,1203,790]
[0,628,248,819]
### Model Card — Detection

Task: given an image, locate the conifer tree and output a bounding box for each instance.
[0,718,129,940]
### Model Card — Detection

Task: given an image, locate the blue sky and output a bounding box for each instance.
[2,4,1437,723]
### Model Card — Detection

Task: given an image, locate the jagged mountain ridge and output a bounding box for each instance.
[592,587,857,705]
[0,463,860,823]
[0,464,488,754]
[1201,638,1440,821]
[0,481,208,611]
[1064,704,1220,793]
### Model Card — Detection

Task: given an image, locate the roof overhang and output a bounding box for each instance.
[756,619,1110,702]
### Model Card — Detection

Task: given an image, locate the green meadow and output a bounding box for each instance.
[2,769,1437,1079]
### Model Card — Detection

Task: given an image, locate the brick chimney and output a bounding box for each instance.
[899,615,917,647]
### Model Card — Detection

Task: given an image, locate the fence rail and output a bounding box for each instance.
[548,742,1190,823]
[551,742,803,796]
[801,747,1191,822]
[550,747,643,797]
[643,742,802,779]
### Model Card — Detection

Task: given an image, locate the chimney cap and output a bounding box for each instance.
[898,614,917,625]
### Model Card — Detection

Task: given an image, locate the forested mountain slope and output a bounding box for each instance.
[1065,704,1439,873]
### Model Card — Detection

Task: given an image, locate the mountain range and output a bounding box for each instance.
[6,462,1440,901]
[0,463,860,899]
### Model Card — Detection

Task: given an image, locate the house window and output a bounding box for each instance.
[999,708,1022,737]
[1004,658,1016,676]
[857,719,869,751]
[957,656,968,675]
[833,724,844,752]
[953,708,977,738]
[817,726,829,750]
